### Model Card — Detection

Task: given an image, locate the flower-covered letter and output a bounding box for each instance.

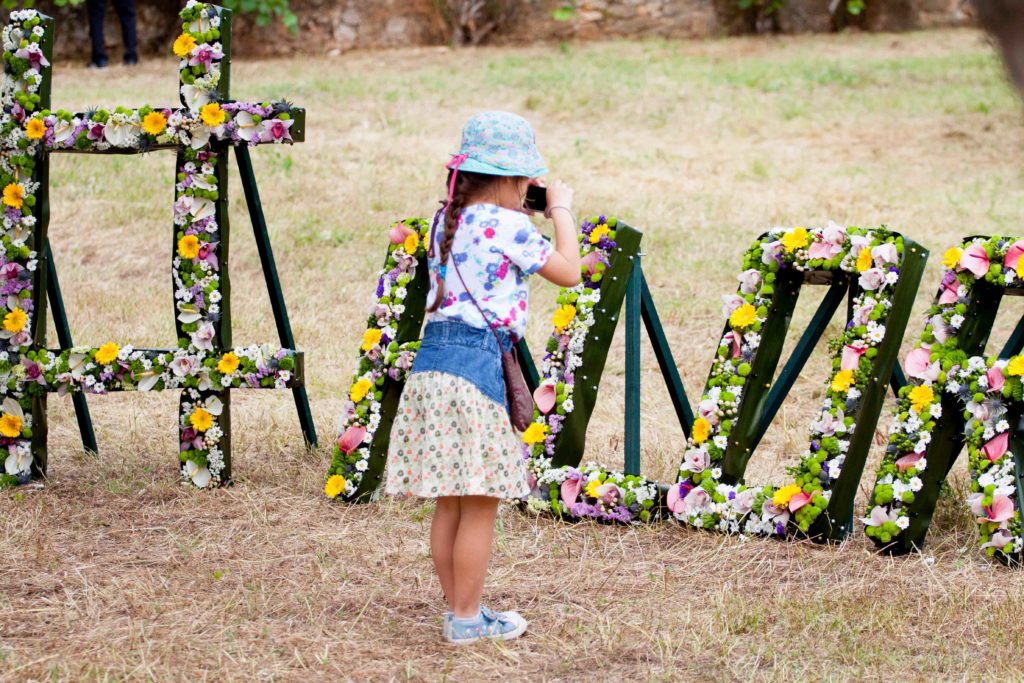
[0,3,312,490]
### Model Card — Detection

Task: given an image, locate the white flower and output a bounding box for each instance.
[896,516,910,530]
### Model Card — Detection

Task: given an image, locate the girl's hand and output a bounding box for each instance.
[545,179,574,215]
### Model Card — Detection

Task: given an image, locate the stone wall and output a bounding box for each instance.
[34,0,972,61]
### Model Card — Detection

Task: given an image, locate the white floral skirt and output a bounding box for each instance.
[384,371,530,499]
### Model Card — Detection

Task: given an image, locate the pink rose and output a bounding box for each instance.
[858,267,885,291]
[905,346,938,382]
[871,242,899,266]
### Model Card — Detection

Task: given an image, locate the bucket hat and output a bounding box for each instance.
[447,111,548,178]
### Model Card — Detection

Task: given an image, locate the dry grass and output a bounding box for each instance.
[3,27,1024,680]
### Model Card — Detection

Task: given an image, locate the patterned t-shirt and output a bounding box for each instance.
[427,203,551,340]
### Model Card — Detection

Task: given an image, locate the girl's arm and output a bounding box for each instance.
[536,179,581,287]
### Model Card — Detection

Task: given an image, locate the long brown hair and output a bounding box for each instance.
[427,170,521,312]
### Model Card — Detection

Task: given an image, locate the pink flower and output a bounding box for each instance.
[980,494,1015,524]
[666,482,689,514]
[841,344,867,371]
[732,489,755,515]
[722,330,742,359]
[905,346,939,382]
[871,242,899,266]
[822,222,847,246]
[929,314,950,344]
[863,505,899,527]
[681,487,713,515]
[760,240,782,265]
[788,492,811,512]
[737,269,761,294]
[595,483,622,506]
[697,398,719,425]
[808,241,839,261]
[681,446,710,473]
[987,366,1006,393]
[721,294,745,318]
[895,451,924,473]
[388,223,415,245]
[534,380,557,415]
[259,118,294,143]
[1005,240,1024,272]
[560,477,583,509]
[337,425,366,454]
[982,529,1014,550]
[858,267,885,291]
[938,279,959,305]
[581,251,602,277]
[958,243,990,278]
[983,432,1009,462]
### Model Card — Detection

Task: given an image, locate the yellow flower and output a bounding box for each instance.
[199,102,226,127]
[772,483,803,508]
[350,378,373,403]
[403,232,420,254]
[522,422,548,445]
[552,305,576,332]
[95,342,119,365]
[855,248,873,273]
[324,474,347,498]
[190,407,214,432]
[362,328,383,351]
[781,227,809,253]
[2,307,26,334]
[909,385,934,414]
[729,303,757,329]
[3,183,24,210]
[24,118,45,140]
[584,479,603,498]
[589,223,610,245]
[692,417,711,445]
[142,111,167,136]
[1008,356,1024,377]
[942,247,962,269]
[173,33,197,58]
[0,412,22,438]
[217,352,240,375]
[178,234,200,259]
[831,369,855,393]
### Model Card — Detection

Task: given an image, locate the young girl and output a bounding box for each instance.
[384,111,581,644]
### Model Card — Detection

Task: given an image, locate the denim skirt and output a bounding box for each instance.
[384,319,530,499]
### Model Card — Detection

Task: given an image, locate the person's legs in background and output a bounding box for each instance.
[86,0,108,68]
[112,0,138,65]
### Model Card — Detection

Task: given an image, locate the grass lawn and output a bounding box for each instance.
[3,27,1024,680]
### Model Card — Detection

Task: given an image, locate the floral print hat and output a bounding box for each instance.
[447,111,548,179]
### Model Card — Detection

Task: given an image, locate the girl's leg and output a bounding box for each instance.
[430,496,460,605]
[450,495,500,618]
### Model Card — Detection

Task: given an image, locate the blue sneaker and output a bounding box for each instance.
[446,606,528,645]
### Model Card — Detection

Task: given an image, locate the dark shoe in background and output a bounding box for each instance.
[87,59,108,69]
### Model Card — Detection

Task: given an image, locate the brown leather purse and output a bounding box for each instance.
[451,260,535,431]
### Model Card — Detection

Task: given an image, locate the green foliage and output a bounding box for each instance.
[552,2,575,21]
[738,0,784,15]
[220,0,297,31]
